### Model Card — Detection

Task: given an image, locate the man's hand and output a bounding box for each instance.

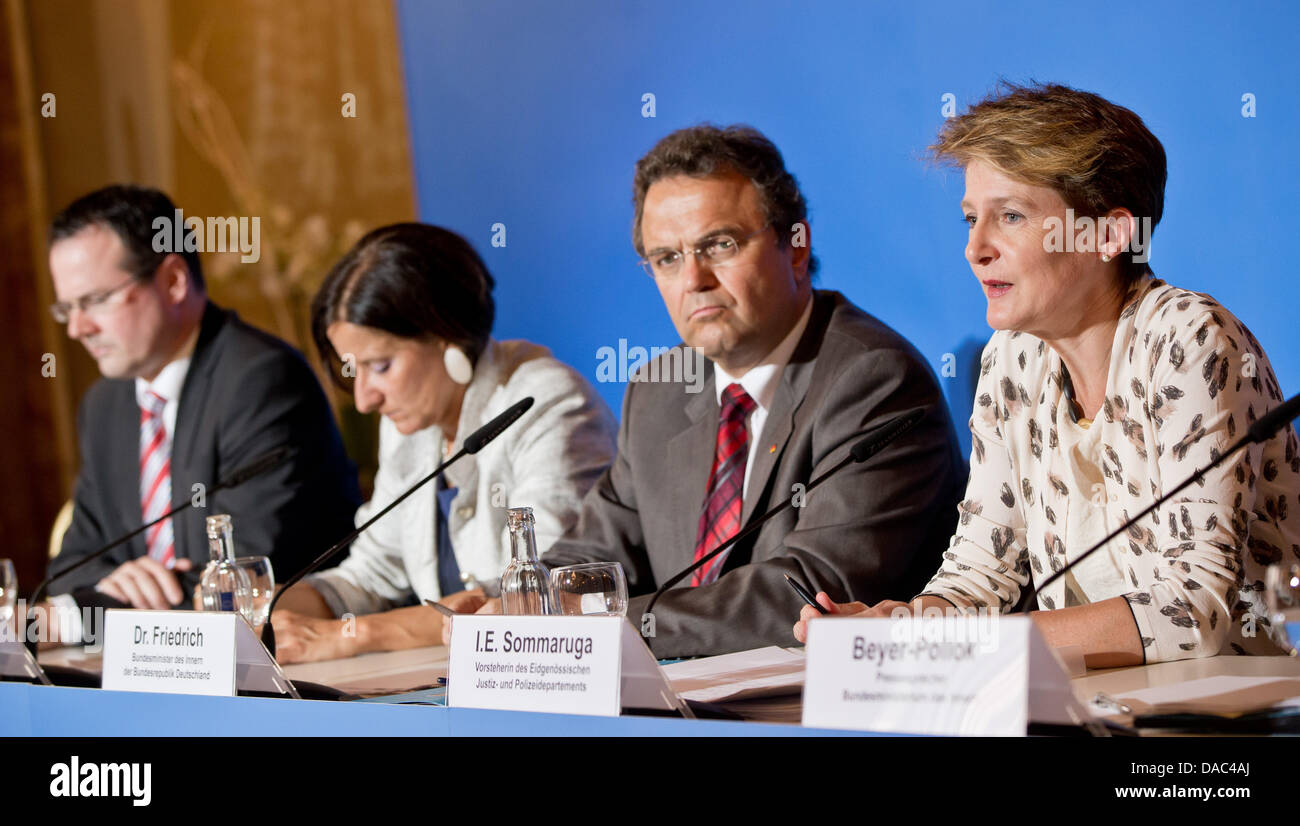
[96,558,194,610]
[270,610,359,665]
[33,601,65,650]
[20,601,91,649]
[792,592,912,643]
[440,596,500,647]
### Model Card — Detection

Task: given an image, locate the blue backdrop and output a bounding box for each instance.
[395,0,1299,454]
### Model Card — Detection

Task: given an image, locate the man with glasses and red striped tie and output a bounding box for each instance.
[457,125,966,657]
[38,185,360,646]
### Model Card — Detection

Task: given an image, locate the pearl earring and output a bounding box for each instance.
[443,345,473,385]
[1101,254,1112,263]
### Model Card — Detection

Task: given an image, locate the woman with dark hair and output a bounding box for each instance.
[795,84,1300,666]
[272,223,617,663]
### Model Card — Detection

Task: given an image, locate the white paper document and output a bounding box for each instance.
[1114,675,1300,716]
[661,646,805,703]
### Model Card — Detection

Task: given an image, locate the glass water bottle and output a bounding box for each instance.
[500,507,554,615]
[200,514,251,613]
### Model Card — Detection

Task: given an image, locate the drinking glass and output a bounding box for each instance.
[549,562,628,617]
[233,556,275,633]
[1266,562,1300,657]
[0,559,16,636]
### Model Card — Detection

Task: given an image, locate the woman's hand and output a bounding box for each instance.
[440,588,487,615]
[792,592,916,643]
[440,596,501,647]
[270,610,358,664]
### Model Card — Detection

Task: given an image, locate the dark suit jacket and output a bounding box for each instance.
[542,290,966,657]
[51,301,362,605]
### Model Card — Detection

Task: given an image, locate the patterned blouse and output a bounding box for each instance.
[921,277,1300,663]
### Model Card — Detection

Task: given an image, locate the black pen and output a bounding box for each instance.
[783,574,828,615]
[423,599,458,618]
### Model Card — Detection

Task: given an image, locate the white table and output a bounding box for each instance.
[42,644,1300,727]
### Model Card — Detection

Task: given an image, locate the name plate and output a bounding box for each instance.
[447,615,624,716]
[101,610,237,697]
[802,615,1082,735]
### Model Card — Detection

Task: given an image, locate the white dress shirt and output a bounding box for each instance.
[712,297,813,497]
[51,334,198,644]
[133,354,193,437]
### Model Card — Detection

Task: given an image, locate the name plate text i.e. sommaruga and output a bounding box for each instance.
[802,615,1079,736]
[447,615,623,716]
[101,609,238,697]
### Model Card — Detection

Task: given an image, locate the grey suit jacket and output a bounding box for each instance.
[543,290,966,657]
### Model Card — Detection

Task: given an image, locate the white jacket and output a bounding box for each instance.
[308,339,617,615]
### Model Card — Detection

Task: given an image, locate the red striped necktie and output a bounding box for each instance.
[139,390,175,566]
[691,383,756,586]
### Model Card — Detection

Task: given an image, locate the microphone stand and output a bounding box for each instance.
[26,446,293,656]
[1023,393,1300,610]
[261,397,535,657]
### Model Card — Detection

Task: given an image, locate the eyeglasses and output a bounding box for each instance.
[638,225,772,279]
[50,277,138,324]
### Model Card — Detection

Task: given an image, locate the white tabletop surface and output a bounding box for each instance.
[43,639,1300,711]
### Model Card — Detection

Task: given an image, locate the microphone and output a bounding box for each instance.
[214,445,292,488]
[642,408,926,622]
[260,396,535,656]
[27,445,296,653]
[1028,392,1300,603]
[851,409,924,463]
[1247,393,1300,445]
[464,397,534,454]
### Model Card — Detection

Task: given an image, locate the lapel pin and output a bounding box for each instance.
[768,444,777,453]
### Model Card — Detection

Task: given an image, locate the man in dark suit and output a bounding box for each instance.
[41,185,360,644]
[460,125,965,657]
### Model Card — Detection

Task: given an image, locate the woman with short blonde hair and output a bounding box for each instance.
[797,83,1299,667]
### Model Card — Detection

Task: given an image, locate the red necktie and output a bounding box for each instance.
[139,390,175,565]
[691,383,756,586]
